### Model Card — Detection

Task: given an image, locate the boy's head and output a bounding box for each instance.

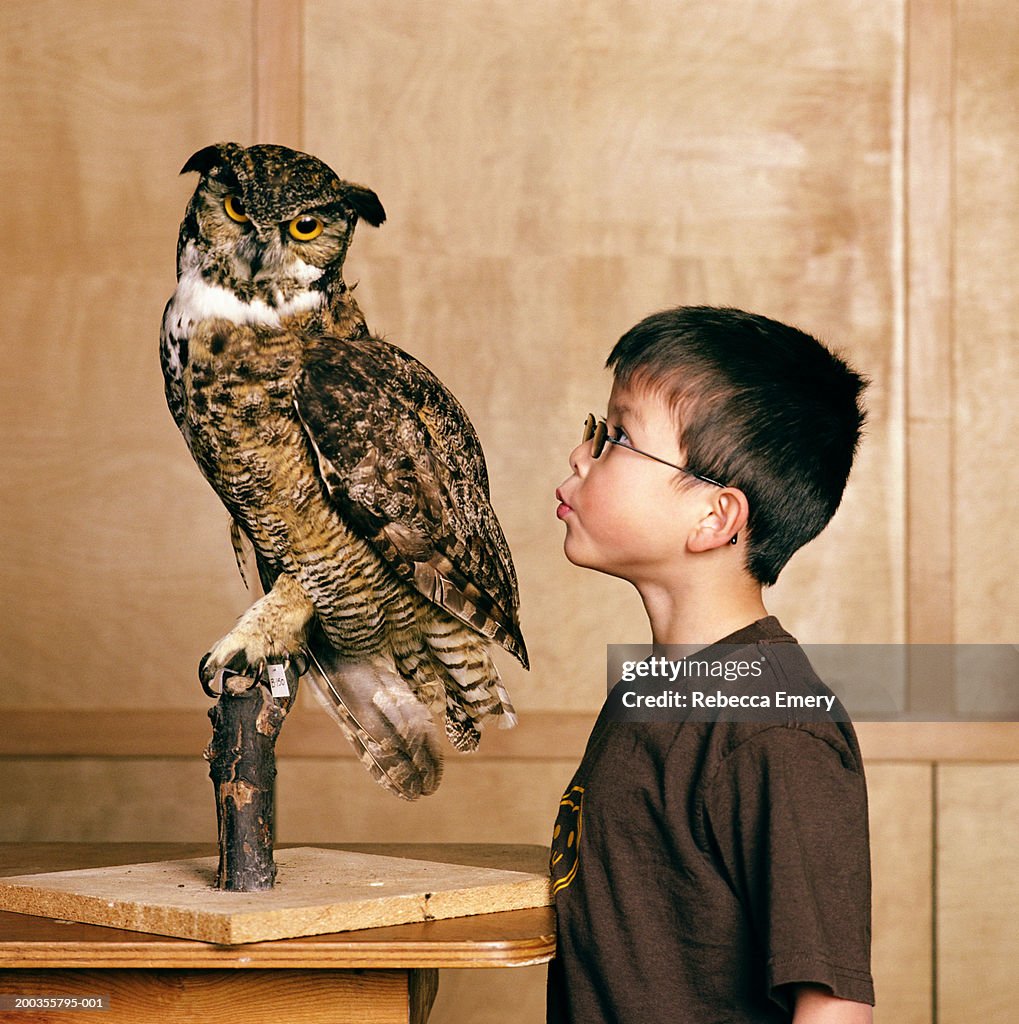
[603,306,868,586]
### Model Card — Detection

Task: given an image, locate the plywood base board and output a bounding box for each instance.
[0,847,552,944]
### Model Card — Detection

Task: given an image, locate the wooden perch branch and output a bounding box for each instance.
[204,668,299,891]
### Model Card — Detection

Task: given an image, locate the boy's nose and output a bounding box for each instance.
[568,441,591,475]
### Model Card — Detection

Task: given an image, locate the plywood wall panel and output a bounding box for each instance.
[0,760,213,842]
[867,764,933,1024]
[0,272,250,710]
[277,758,576,847]
[0,1,256,709]
[904,0,954,648]
[937,765,1019,1023]
[305,0,905,699]
[430,967,547,1024]
[0,1,256,276]
[953,0,1019,643]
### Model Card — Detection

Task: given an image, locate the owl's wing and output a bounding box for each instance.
[294,333,528,669]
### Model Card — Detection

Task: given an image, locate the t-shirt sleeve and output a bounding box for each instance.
[703,726,875,1010]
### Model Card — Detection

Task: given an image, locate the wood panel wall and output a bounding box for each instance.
[1,2,1016,1023]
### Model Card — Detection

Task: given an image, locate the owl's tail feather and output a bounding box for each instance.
[304,638,443,800]
[424,621,518,754]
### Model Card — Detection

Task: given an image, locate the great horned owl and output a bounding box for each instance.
[160,142,527,799]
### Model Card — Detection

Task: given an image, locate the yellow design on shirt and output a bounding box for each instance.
[550,786,584,894]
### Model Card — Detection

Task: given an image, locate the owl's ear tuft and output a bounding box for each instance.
[344,184,386,228]
[181,143,239,177]
[181,145,223,177]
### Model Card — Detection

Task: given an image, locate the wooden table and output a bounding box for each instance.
[0,844,556,1024]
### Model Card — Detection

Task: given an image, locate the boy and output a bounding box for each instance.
[549,307,874,1023]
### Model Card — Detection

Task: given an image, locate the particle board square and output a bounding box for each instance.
[0,847,552,944]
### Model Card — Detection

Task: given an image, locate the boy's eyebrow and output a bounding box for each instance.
[607,402,645,427]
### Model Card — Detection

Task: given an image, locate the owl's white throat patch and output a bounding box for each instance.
[168,267,324,332]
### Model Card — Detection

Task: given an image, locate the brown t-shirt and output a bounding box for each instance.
[546,617,874,1023]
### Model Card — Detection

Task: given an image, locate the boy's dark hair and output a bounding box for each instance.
[607,306,867,586]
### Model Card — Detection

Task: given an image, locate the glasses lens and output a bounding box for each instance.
[591,419,607,458]
[582,413,596,445]
[582,414,609,458]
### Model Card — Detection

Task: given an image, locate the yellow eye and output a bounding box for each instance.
[223,195,249,223]
[289,215,324,241]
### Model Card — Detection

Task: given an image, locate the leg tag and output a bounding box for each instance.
[268,662,290,698]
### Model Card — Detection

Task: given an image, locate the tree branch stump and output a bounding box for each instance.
[204,668,299,891]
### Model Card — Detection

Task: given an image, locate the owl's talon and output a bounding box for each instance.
[200,616,307,697]
[199,655,221,698]
[199,646,249,692]
[199,659,260,699]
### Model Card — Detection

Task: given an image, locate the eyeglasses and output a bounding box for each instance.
[581,413,728,488]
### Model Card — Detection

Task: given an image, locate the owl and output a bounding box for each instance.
[160,142,528,799]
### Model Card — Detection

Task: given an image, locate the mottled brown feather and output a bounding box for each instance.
[295,333,529,669]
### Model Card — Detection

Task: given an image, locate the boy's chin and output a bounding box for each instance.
[562,533,595,570]
[565,540,598,573]
[562,539,630,581]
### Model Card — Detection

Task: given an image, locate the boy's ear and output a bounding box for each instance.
[688,488,748,552]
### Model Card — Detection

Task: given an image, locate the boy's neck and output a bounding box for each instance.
[637,575,769,647]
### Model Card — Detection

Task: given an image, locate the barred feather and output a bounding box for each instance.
[424,610,517,752]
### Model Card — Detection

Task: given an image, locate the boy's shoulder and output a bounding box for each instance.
[701,620,865,774]
[587,617,864,801]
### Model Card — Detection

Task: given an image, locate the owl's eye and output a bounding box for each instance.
[289,215,324,241]
[223,195,249,223]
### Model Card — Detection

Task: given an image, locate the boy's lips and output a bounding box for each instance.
[555,488,573,519]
